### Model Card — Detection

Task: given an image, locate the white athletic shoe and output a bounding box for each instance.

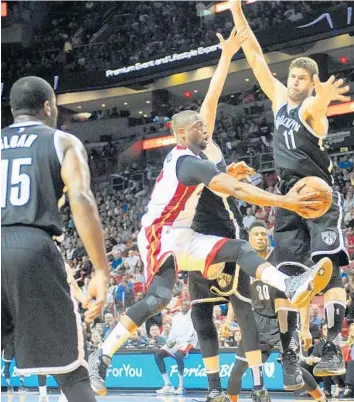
[39,396,49,402]
[174,386,185,394]
[156,385,175,394]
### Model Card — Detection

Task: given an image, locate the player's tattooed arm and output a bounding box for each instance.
[229,0,287,109]
[200,25,247,141]
[299,75,351,138]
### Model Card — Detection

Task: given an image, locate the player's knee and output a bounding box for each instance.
[144,288,172,316]
[191,304,214,333]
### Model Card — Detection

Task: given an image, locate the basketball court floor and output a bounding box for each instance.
[2,391,353,401]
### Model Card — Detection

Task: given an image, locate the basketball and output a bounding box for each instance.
[297,176,332,219]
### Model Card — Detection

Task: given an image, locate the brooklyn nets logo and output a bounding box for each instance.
[217,273,233,289]
[321,231,337,246]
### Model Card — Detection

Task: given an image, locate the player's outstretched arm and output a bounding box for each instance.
[208,172,321,218]
[60,133,109,321]
[200,26,247,140]
[229,0,287,107]
[299,75,351,138]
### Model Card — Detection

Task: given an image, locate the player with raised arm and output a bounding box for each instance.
[87,27,333,397]
[186,21,271,402]
[229,0,351,389]
[1,76,110,402]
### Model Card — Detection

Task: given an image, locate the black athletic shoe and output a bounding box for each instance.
[251,388,272,402]
[343,386,354,398]
[282,349,304,390]
[206,388,227,402]
[88,348,111,396]
[313,341,346,377]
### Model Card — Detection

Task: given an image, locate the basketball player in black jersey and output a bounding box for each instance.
[230,0,351,390]
[1,76,110,402]
[189,153,272,402]
[226,221,328,402]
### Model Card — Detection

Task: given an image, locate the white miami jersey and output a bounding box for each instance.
[141,145,203,230]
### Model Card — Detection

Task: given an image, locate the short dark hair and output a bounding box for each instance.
[289,57,319,79]
[10,76,54,117]
[248,220,267,232]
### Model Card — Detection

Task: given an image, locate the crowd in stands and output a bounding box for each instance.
[2,1,347,84]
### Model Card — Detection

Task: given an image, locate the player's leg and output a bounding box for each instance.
[307,193,348,377]
[301,367,328,401]
[89,255,176,395]
[38,375,49,402]
[272,207,312,390]
[1,227,93,402]
[227,347,271,402]
[154,349,175,394]
[55,366,96,402]
[174,350,186,394]
[191,302,224,401]
[209,236,332,309]
[229,288,266,395]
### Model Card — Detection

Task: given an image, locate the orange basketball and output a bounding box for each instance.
[297,176,332,219]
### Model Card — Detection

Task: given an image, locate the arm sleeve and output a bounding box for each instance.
[176,156,221,186]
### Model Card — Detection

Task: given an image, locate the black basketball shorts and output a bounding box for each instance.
[1,226,87,375]
[189,263,251,306]
[273,192,349,290]
[236,311,281,360]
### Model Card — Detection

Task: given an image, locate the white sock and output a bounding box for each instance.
[260,265,287,292]
[162,373,171,386]
[178,374,184,387]
[102,322,131,358]
[39,385,47,396]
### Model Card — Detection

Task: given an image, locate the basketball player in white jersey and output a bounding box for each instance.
[88,25,333,396]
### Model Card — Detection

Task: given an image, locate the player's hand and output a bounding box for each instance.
[314,75,351,104]
[284,181,322,218]
[82,271,110,323]
[216,26,248,60]
[300,328,312,352]
[227,161,255,181]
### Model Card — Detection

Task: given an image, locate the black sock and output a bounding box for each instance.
[207,372,221,391]
[279,311,299,352]
[251,365,264,390]
[325,303,345,345]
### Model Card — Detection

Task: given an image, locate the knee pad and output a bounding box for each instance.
[144,291,172,317]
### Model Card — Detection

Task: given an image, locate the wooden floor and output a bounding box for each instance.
[2,390,353,402]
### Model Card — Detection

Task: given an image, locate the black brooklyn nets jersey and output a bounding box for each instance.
[1,121,64,236]
[250,279,276,318]
[274,103,333,193]
[192,154,243,237]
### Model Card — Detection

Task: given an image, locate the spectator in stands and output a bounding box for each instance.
[72,238,86,260]
[345,205,354,228]
[347,292,354,325]
[161,322,172,339]
[242,207,256,229]
[344,191,354,214]
[124,329,148,349]
[125,249,139,271]
[147,324,167,348]
[310,305,323,328]
[154,300,197,395]
[343,323,354,398]
[102,313,116,338]
[87,331,102,354]
[338,155,353,171]
[109,250,123,272]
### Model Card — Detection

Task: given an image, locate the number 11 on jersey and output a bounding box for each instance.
[283,129,296,150]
